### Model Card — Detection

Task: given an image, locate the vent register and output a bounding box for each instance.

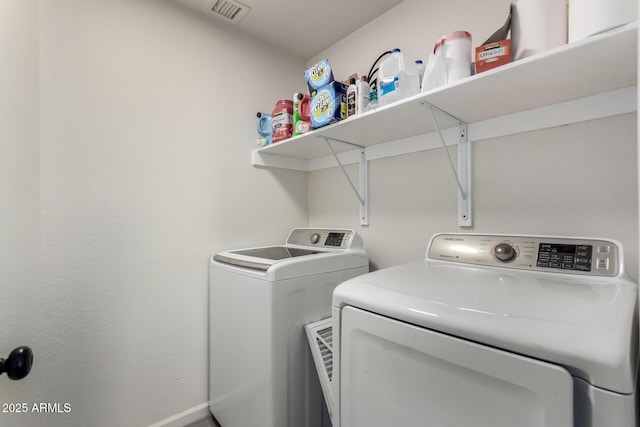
[208,0,250,24]
[305,318,334,417]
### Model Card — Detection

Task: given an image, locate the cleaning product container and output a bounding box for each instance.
[310,81,348,129]
[304,59,334,93]
[415,60,426,90]
[256,112,272,146]
[377,48,420,107]
[347,78,357,117]
[422,31,472,92]
[356,76,371,114]
[293,93,311,136]
[568,0,637,42]
[271,99,294,143]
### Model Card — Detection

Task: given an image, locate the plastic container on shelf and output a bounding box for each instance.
[356,76,371,114]
[310,81,348,129]
[271,99,294,143]
[256,112,272,146]
[347,78,357,117]
[377,48,420,107]
[415,59,426,90]
[293,93,311,136]
[422,31,472,92]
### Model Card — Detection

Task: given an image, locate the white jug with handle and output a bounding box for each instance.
[422,31,472,92]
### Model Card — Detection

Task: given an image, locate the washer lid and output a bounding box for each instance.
[214,246,321,271]
[211,228,368,280]
[333,260,639,394]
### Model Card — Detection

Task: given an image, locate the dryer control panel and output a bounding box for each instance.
[428,234,621,277]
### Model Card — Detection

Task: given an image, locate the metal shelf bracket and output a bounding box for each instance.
[320,136,368,226]
[422,102,472,227]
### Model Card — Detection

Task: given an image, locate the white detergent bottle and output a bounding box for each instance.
[356,76,370,114]
[415,59,426,90]
[377,48,420,107]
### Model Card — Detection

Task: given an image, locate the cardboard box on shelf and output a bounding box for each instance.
[475,39,511,74]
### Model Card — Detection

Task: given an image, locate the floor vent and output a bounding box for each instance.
[305,318,334,421]
[208,0,250,24]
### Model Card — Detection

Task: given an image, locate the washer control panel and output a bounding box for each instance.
[428,234,621,277]
[286,228,355,249]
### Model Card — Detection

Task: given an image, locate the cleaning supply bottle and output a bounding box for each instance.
[377,48,420,107]
[356,76,370,114]
[415,60,426,90]
[293,93,311,136]
[271,99,294,143]
[347,78,357,118]
[256,112,272,146]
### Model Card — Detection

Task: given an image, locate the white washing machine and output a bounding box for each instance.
[209,228,368,427]
[330,233,638,427]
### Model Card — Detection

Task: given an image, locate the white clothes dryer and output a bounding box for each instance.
[209,228,368,427]
[331,233,638,427]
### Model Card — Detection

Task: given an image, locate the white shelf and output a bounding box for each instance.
[253,22,638,163]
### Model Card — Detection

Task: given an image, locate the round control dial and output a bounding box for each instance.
[493,243,517,262]
[310,233,321,244]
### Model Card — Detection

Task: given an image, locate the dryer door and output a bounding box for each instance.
[340,306,573,427]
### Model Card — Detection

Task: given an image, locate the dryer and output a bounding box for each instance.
[331,233,638,427]
[209,228,368,427]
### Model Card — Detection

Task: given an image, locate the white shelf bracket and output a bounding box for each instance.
[320,136,368,226]
[422,102,472,227]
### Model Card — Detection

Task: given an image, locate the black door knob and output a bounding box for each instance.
[0,346,33,380]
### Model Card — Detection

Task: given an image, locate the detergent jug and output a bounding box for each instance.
[377,48,420,107]
[256,112,272,146]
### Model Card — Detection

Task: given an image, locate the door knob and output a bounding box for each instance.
[0,346,33,380]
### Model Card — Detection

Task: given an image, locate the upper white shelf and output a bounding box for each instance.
[254,22,638,161]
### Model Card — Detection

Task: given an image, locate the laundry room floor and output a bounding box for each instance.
[185,414,218,427]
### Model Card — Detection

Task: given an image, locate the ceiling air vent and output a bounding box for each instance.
[208,0,250,24]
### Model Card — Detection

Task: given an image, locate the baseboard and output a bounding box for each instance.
[148,402,210,427]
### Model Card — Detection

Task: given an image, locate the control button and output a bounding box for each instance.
[494,243,517,262]
[310,233,321,244]
[598,245,610,254]
[597,258,609,270]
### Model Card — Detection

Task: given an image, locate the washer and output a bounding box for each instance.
[331,233,638,427]
[209,228,368,427]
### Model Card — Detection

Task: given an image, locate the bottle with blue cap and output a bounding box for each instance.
[415,59,426,90]
[377,48,420,107]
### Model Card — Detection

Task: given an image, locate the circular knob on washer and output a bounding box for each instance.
[494,243,517,262]
[310,233,321,244]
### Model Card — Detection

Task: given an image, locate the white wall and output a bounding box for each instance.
[308,0,514,82]
[307,0,639,280]
[2,0,308,426]
[310,115,638,274]
[0,0,41,419]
